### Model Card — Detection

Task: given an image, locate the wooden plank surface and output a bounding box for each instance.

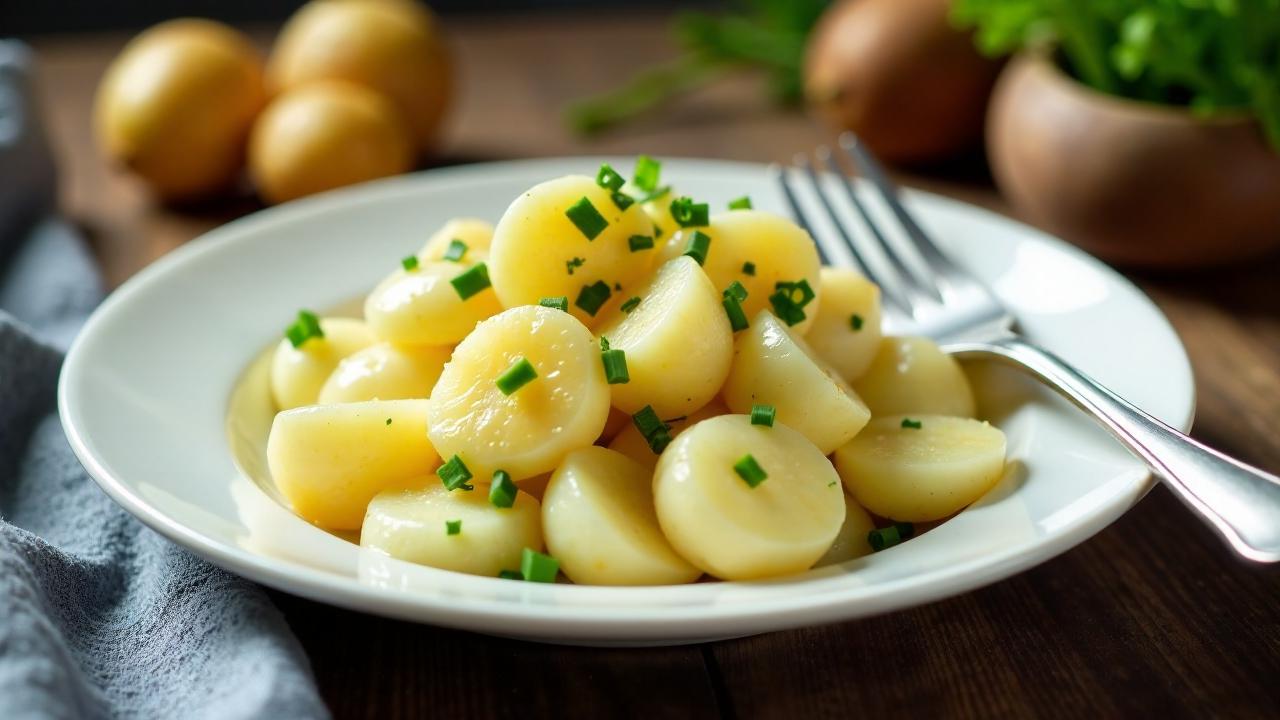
[26,10,1280,718]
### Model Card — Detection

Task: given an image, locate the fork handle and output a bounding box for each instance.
[949,336,1280,563]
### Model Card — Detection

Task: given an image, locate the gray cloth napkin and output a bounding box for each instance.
[0,42,328,719]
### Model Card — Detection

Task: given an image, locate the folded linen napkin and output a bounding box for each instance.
[0,41,328,719]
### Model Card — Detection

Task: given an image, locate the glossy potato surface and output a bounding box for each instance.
[419,217,494,262]
[364,262,503,346]
[853,336,976,418]
[271,317,376,410]
[806,268,883,382]
[318,341,450,403]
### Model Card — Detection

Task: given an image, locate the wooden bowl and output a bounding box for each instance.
[987,52,1280,268]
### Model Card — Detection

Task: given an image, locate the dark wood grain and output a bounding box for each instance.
[26,10,1280,719]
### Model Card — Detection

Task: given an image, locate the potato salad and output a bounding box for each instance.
[264,157,1008,585]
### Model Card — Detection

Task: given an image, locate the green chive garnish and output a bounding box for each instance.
[633,155,661,192]
[446,519,462,536]
[635,185,671,204]
[683,230,711,265]
[901,418,923,430]
[284,310,325,348]
[723,281,747,303]
[750,404,775,427]
[450,262,491,300]
[722,295,748,332]
[620,296,642,314]
[851,314,864,331]
[632,405,672,454]
[728,196,753,210]
[596,163,625,191]
[868,522,915,552]
[443,239,468,262]
[521,548,559,583]
[628,234,654,252]
[565,197,608,240]
[669,196,709,228]
[498,569,523,580]
[742,261,756,276]
[566,256,585,275]
[385,418,392,425]
[611,191,635,211]
[496,357,538,395]
[490,470,517,509]
[601,339,629,385]
[575,280,612,316]
[539,296,569,312]
[401,255,420,271]
[734,454,768,488]
[653,223,664,239]
[768,279,816,326]
[437,455,474,491]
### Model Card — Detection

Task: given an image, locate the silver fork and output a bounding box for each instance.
[778,132,1280,563]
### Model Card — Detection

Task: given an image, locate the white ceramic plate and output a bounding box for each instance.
[59,158,1194,646]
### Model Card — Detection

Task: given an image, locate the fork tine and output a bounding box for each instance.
[772,163,832,267]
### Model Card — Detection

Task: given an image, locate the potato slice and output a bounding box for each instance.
[488,174,657,326]
[364,261,503,347]
[271,317,376,410]
[594,257,732,416]
[543,447,701,586]
[361,483,542,578]
[806,268,883,382]
[419,217,494,263]
[853,336,976,418]
[654,415,845,580]
[656,210,821,334]
[722,310,870,454]
[814,492,876,567]
[318,341,451,403]
[427,305,610,481]
[608,399,728,471]
[267,399,438,529]
[834,414,1006,522]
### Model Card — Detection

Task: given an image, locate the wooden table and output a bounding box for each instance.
[30,11,1280,718]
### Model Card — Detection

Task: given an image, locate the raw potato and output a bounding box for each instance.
[271,317,376,410]
[834,414,1006,522]
[428,305,611,481]
[853,336,976,418]
[594,257,733,416]
[361,484,542,577]
[814,492,876,567]
[543,447,701,585]
[267,399,439,529]
[657,210,821,334]
[806,268,883,382]
[419,218,493,262]
[364,261,503,346]
[722,311,871,454]
[318,341,451,403]
[488,175,660,327]
[654,415,846,580]
[608,399,728,471]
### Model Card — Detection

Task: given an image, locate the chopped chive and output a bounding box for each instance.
[521,548,559,583]
[401,255,420,271]
[496,357,538,395]
[851,314,865,331]
[620,296,642,314]
[498,569,523,580]
[437,455,474,492]
[539,296,569,312]
[385,418,392,425]
[450,262,491,300]
[442,239,468,262]
[284,310,325,348]
[633,155,661,192]
[565,197,609,240]
[632,405,672,454]
[575,281,612,316]
[734,454,768,488]
[728,196,753,210]
[723,281,748,303]
[611,191,635,211]
[490,470,517,509]
[750,404,776,427]
[742,261,756,276]
[768,279,815,326]
[683,230,711,265]
[613,282,622,292]
[868,522,915,552]
[669,196,710,228]
[628,234,654,252]
[653,223,664,239]
[600,336,611,351]
[828,480,838,487]
[566,256,586,275]
[901,418,923,430]
[446,519,462,536]
[722,295,749,332]
[596,162,625,191]
[602,345,629,385]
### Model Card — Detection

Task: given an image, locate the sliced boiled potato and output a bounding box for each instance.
[543,447,701,585]
[656,210,821,334]
[594,257,732,416]
[489,174,657,326]
[419,217,494,263]
[834,414,1006,522]
[806,268,883,382]
[853,336,976,418]
[722,311,870,454]
[428,305,611,481]
[814,492,876,567]
[608,398,728,471]
[267,399,439,529]
[318,341,451,403]
[631,185,678,243]
[654,415,845,580]
[361,483,543,578]
[364,261,503,346]
[271,317,376,410]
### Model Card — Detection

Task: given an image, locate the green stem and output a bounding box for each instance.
[564,56,729,136]
[1051,0,1116,93]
